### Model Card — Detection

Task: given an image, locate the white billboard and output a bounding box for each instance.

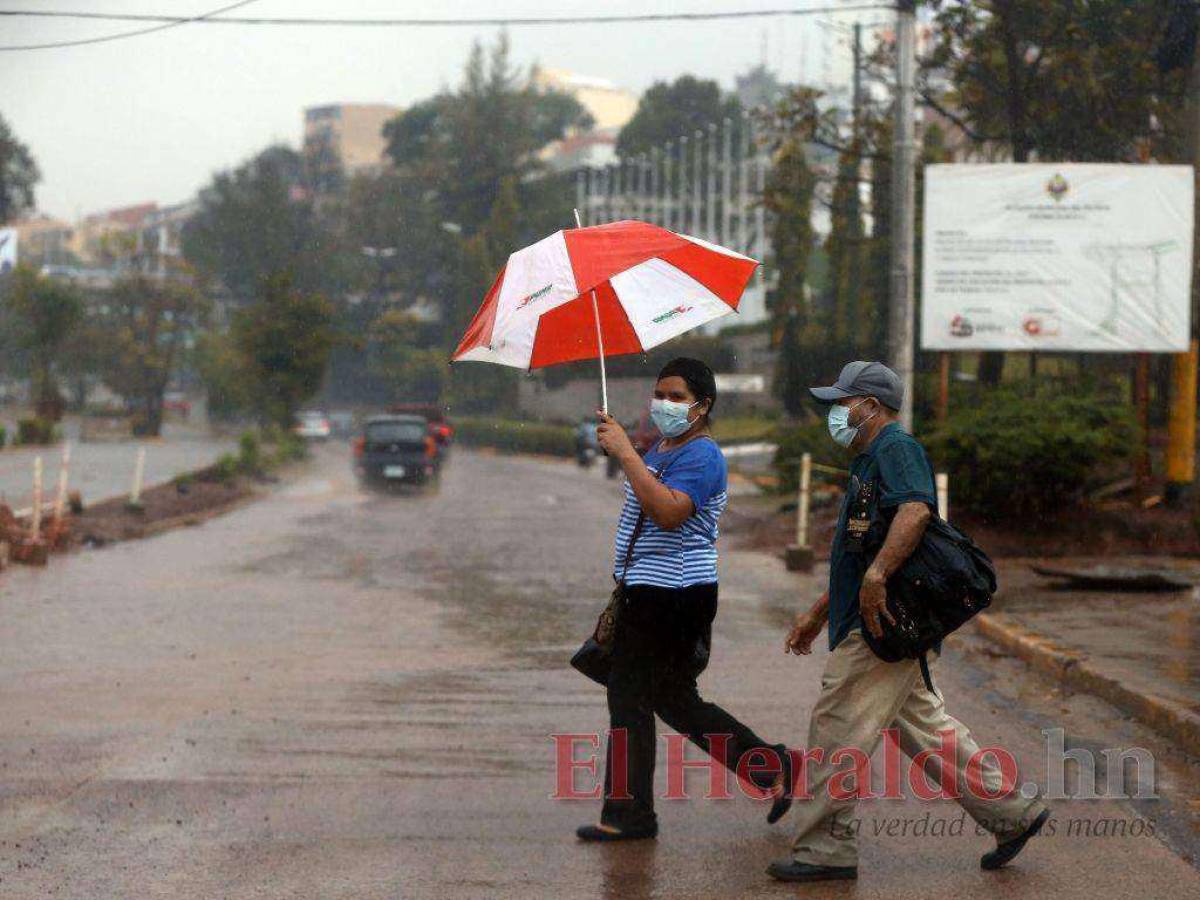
[0,227,16,274]
[921,164,1193,352]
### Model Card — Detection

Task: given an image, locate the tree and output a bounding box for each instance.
[825,139,866,351]
[923,0,1179,163]
[369,310,448,403]
[383,35,592,239]
[233,274,335,428]
[616,76,742,159]
[194,329,250,423]
[97,267,209,436]
[182,146,333,302]
[0,114,39,224]
[760,103,819,417]
[2,265,82,416]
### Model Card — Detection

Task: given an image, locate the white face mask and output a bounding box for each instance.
[827,398,876,448]
[650,397,701,438]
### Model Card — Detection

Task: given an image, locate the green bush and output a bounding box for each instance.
[924,380,1135,520]
[266,430,307,466]
[213,453,241,483]
[238,430,262,474]
[453,416,575,457]
[0,425,6,448]
[15,417,57,446]
[771,417,848,494]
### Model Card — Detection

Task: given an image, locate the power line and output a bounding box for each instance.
[0,4,894,52]
[0,0,261,51]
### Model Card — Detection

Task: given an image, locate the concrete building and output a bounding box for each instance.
[73,202,157,264]
[12,213,75,267]
[303,103,401,193]
[533,69,638,173]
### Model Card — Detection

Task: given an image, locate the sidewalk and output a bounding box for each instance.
[978,558,1200,756]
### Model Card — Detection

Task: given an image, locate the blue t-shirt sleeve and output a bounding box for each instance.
[877,437,937,510]
[659,440,726,513]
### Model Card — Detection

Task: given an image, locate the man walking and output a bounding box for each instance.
[767,361,1049,884]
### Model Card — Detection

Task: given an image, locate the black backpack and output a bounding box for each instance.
[861,514,996,692]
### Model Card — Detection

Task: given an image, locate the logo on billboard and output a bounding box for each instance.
[652,304,694,324]
[1022,315,1061,337]
[1046,173,1069,202]
[949,314,974,338]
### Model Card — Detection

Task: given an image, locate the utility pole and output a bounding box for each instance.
[889,0,918,431]
[1165,18,1200,506]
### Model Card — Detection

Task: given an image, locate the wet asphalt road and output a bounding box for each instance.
[0,444,1197,898]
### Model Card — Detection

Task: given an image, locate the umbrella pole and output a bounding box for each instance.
[573,208,608,415]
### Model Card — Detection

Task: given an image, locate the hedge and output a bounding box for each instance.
[453,417,576,457]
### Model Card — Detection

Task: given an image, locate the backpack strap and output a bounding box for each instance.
[919,652,937,697]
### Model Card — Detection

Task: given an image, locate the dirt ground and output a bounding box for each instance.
[71,468,254,546]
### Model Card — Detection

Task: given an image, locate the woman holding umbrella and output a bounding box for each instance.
[575,356,793,842]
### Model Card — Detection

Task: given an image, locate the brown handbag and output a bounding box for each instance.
[570,454,675,684]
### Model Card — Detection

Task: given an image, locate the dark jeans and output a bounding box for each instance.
[600,581,781,830]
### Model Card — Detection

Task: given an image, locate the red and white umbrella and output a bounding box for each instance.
[451,217,759,411]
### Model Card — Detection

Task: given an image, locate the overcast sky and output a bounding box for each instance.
[1,1,876,220]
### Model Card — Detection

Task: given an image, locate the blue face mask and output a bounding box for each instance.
[827,398,875,448]
[651,397,701,438]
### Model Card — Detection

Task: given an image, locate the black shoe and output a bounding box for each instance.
[766,860,858,883]
[576,823,657,842]
[766,747,794,825]
[981,807,1050,870]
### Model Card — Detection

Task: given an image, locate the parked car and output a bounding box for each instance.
[294,410,332,441]
[327,410,356,438]
[163,391,191,419]
[353,414,441,489]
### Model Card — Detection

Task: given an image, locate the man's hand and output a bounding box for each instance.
[596,411,636,460]
[785,610,824,655]
[858,570,895,639]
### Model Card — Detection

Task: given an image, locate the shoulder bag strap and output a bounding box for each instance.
[617,450,681,583]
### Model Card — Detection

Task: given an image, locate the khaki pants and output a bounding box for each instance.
[791,631,1045,867]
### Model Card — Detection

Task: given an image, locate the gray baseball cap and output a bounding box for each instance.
[809,361,903,410]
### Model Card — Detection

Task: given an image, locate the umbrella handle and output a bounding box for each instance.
[573,208,609,416]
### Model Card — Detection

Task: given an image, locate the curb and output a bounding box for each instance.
[972,612,1200,757]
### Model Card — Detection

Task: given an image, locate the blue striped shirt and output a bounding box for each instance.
[613,436,728,589]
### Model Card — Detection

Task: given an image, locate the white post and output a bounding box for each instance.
[740,116,752,253]
[573,208,608,414]
[706,121,717,240]
[936,472,950,521]
[678,135,689,233]
[797,452,812,548]
[663,142,674,231]
[130,446,147,506]
[53,442,71,521]
[30,455,43,538]
[721,117,733,246]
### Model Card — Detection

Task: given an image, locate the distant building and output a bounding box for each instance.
[136,201,198,279]
[534,68,639,132]
[73,202,157,263]
[12,213,75,267]
[734,64,785,111]
[533,68,638,172]
[303,103,401,193]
